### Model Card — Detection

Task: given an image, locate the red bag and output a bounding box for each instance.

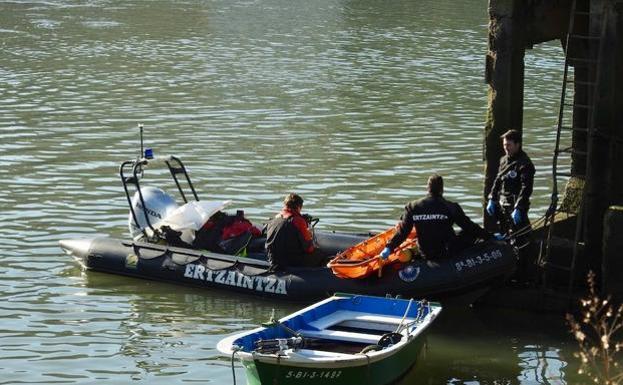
[221,215,261,240]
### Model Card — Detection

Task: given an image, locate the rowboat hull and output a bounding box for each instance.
[218,294,442,385]
[241,337,425,385]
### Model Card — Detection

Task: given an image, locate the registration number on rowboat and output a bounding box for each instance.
[285,370,342,380]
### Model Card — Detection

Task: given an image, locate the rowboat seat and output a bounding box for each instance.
[297,329,382,345]
[297,310,416,344]
[307,310,414,331]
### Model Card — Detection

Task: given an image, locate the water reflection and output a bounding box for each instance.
[69,270,298,383]
[518,346,568,385]
[408,308,573,385]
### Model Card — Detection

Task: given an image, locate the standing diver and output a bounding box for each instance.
[486,129,535,246]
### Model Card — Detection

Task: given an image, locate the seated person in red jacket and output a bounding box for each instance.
[265,193,322,269]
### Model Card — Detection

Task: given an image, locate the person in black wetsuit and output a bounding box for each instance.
[486,129,535,239]
[380,174,492,260]
[265,193,323,269]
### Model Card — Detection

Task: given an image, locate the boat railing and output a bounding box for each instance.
[120,153,199,240]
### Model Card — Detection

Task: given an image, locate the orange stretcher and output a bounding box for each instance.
[327,227,417,279]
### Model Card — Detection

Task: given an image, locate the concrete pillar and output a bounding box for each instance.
[602,206,623,300]
[583,0,620,272]
[484,0,526,230]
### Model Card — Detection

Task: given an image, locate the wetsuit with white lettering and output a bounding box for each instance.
[385,194,490,259]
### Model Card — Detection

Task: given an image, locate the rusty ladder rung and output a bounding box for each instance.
[556,146,587,156]
[563,103,593,109]
[569,34,601,41]
[567,57,599,65]
[561,125,589,133]
[566,79,597,87]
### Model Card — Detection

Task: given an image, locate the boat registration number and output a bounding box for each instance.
[284,370,342,380]
[455,249,504,272]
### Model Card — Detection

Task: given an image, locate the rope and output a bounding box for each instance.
[499,213,549,241]
[231,350,237,385]
[275,354,282,385]
[416,300,429,322]
[511,214,548,238]
[393,300,431,339]
[394,298,414,334]
[230,346,242,385]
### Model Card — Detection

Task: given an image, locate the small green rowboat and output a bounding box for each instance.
[217,293,442,385]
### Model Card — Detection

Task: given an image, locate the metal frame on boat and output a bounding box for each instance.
[120,154,198,241]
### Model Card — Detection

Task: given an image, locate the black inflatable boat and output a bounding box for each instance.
[60,231,515,302]
[59,149,517,303]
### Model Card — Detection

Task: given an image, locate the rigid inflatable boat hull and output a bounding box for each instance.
[61,234,516,302]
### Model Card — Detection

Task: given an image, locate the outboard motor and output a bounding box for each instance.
[128,186,178,239]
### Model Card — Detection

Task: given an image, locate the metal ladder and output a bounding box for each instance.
[539,0,607,298]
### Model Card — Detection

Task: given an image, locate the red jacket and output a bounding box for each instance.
[265,208,314,268]
[278,208,314,253]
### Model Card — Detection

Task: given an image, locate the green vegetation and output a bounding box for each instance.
[567,271,623,384]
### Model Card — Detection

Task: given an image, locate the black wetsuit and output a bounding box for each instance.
[265,211,315,269]
[386,194,490,259]
[488,149,535,233]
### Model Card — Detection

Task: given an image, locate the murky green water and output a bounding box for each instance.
[1,0,583,384]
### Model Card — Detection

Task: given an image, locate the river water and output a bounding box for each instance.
[1,0,583,384]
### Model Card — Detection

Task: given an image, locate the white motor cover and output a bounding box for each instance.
[157,200,232,244]
[128,187,179,239]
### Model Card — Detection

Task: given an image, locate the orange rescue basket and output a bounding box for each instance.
[327,227,417,279]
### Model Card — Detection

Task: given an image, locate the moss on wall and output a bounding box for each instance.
[559,176,585,214]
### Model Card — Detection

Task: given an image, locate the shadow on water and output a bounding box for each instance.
[400,306,577,385]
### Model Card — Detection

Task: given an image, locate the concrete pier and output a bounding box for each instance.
[483,0,570,229]
[482,0,623,307]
